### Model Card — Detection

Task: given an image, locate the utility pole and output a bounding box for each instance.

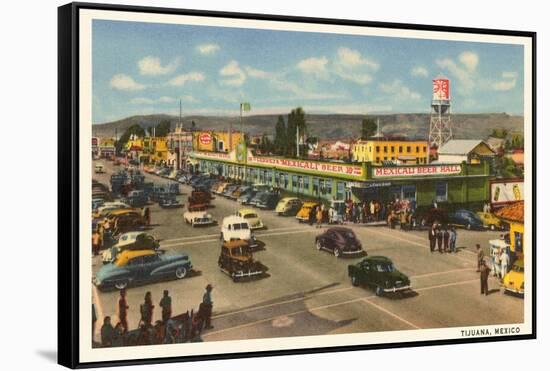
[296,124,300,158]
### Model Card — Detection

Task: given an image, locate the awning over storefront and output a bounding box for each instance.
[346,181,391,189]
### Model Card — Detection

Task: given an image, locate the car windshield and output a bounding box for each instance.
[244,214,258,219]
[374,263,395,273]
[341,231,356,240]
[512,264,524,273]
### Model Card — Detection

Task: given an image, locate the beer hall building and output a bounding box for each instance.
[189,147,491,210]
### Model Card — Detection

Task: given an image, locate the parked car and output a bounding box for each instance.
[93,202,131,219]
[213,182,231,195]
[101,209,147,236]
[231,186,251,200]
[122,190,149,208]
[92,198,105,211]
[448,209,485,230]
[348,256,411,296]
[94,249,193,290]
[256,192,279,210]
[236,208,264,229]
[315,227,364,257]
[223,185,240,198]
[184,205,215,227]
[238,189,258,204]
[501,259,524,295]
[158,194,182,208]
[220,215,258,248]
[249,191,268,207]
[188,190,212,207]
[275,197,303,216]
[101,231,159,264]
[476,211,505,230]
[414,207,449,227]
[296,201,320,222]
[218,239,267,282]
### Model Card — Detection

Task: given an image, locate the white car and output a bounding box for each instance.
[183,208,215,227]
[101,231,159,264]
[220,215,258,247]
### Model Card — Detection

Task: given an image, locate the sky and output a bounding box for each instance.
[92,20,524,124]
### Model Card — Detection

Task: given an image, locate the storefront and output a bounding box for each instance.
[190,149,491,208]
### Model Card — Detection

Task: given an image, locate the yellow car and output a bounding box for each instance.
[476,212,503,231]
[275,197,303,216]
[501,259,524,295]
[296,202,320,222]
[236,208,264,230]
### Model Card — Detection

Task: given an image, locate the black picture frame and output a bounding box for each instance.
[58,2,536,368]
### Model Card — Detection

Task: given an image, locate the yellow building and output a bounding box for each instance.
[125,136,169,164]
[495,201,524,258]
[352,139,429,164]
[193,131,244,152]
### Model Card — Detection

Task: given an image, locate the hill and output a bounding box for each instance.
[92,113,524,140]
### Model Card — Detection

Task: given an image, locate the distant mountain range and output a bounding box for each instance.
[92,113,524,140]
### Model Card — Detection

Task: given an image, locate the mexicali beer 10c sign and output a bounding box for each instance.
[249,156,363,177]
[199,133,212,145]
[373,165,461,178]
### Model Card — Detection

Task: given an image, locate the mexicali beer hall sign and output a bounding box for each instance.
[373,164,462,178]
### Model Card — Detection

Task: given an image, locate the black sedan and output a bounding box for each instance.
[315,227,364,257]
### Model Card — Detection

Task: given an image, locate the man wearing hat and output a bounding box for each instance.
[476,244,485,272]
[202,284,214,329]
[480,259,491,296]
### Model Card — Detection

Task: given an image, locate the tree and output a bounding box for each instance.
[490,128,509,139]
[259,134,272,154]
[154,120,171,137]
[287,107,307,158]
[361,118,377,139]
[115,124,145,154]
[495,156,523,178]
[273,115,287,155]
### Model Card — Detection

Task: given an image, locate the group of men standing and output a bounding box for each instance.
[95,284,214,347]
[428,223,457,253]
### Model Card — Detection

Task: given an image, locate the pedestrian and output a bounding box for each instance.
[92,230,100,255]
[429,224,437,252]
[370,201,375,221]
[492,248,501,278]
[143,206,151,226]
[476,244,485,272]
[480,260,490,296]
[500,248,510,281]
[329,206,336,224]
[316,206,323,228]
[308,206,316,226]
[100,316,115,347]
[202,284,214,330]
[92,303,97,344]
[160,289,172,323]
[118,289,129,333]
[112,323,124,347]
[436,227,443,253]
[443,227,450,252]
[449,226,457,253]
[140,291,154,328]
[400,210,408,231]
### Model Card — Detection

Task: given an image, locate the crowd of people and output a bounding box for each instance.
[93,284,214,347]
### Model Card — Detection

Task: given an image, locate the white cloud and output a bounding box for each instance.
[197,43,220,55]
[332,47,378,85]
[436,51,480,94]
[379,79,421,100]
[219,60,246,86]
[411,66,429,77]
[297,57,329,78]
[492,71,517,91]
[131,95,198,105]
[138,56,179,76]
[110,74,146,91]
[244,66,270,79]
[167,72,205,86]
[459,51,479,72]
[336,47,379,69]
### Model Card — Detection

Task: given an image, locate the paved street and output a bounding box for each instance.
[92,160,523,342]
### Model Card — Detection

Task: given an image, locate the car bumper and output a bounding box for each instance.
[341,249,363,255]
[296,216,309,221]
[502,285,524,295]
[384,285,411,293]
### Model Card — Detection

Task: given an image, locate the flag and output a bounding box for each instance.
[241,102,251,112]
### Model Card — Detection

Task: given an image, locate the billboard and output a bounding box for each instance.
[433,78,450,100]
[490,178,524,205]
[199,132,212,145]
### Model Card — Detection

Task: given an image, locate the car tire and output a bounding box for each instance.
[351,275,359,287]
[114,280,128,290]
[334,248,341,257]
[316,239,323,250]
[375,285,383,296]
[175,267,187,279]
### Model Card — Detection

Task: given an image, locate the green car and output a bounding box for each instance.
[348,256,411,296]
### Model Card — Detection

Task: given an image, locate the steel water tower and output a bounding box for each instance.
[428,76,453,150]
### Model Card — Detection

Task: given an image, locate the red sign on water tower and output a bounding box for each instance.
[433,78,450,100]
